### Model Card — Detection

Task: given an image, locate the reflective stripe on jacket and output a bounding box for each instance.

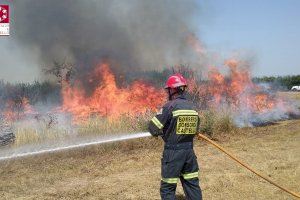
[148,95,199,144]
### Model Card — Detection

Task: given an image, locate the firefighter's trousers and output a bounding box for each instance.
[160,142,202,200]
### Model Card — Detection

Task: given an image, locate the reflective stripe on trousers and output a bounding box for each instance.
[161,171,199,183]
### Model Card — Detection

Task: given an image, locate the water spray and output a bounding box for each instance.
[0,132,151,161]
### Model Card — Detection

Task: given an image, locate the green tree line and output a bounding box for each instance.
[253,75,300,90]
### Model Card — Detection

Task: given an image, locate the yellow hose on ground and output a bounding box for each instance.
[197,133,300,199]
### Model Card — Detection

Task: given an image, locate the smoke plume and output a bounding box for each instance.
[12,0,204,78]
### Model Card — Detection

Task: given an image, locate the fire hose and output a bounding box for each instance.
[197,133,300,199]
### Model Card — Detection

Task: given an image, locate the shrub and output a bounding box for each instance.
[199,110,236,137]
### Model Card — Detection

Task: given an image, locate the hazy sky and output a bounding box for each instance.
[0,0,299,83]
[197,0,300,76]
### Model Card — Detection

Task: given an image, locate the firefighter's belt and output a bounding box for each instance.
[164,142,193,150]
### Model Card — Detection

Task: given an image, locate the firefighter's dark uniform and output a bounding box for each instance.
[148,95,202,200]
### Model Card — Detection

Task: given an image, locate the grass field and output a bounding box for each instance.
[0,92,299,200]
[279,91,300,104]
[0,119,299,199]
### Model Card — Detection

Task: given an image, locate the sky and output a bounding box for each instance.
[0,0,300,83]
[197,0,300,76]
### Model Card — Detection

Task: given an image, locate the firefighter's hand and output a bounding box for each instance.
[149,130,159,137]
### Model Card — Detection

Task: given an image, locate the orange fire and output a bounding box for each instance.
[200,59,277,113]
[2,97,35,121]
[185,33,281,115]
[61,62,166,122]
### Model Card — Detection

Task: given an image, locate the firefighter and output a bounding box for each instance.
[148,73,202,200]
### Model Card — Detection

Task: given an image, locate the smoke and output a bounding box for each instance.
[10,0,204,79]
[0,38,41,82]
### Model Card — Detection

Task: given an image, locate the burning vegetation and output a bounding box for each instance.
[0,58,299,129]
[194,59,299,127]
[0,58,299,147]
[61,62,166,122]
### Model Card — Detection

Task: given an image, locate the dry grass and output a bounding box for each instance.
[13,125,69,147]
[0,119,299,200]
[12,112,152,147]
[77,113,151,136]
[279,91,300,103]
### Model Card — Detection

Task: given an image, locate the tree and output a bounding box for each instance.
[44,60,76,85]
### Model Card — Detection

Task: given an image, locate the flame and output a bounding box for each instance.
[186,33,284,117]
[61,62,166,122]
[200,59,278,113]
[2,97,35,121]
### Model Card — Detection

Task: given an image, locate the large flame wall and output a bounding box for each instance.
[61,62,166,122]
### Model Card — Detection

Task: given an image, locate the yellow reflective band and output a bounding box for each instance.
[161,177,179,184]
[172,110,198,117]
[151,117,164,129]
[182,171,199,180]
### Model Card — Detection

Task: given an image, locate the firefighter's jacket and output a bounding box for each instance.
[148,95,199,144]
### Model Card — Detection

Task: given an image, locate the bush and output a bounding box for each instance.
[199,110,236,137]
[199,110,215,137]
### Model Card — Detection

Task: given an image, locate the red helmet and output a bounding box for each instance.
[165,73,187,89]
